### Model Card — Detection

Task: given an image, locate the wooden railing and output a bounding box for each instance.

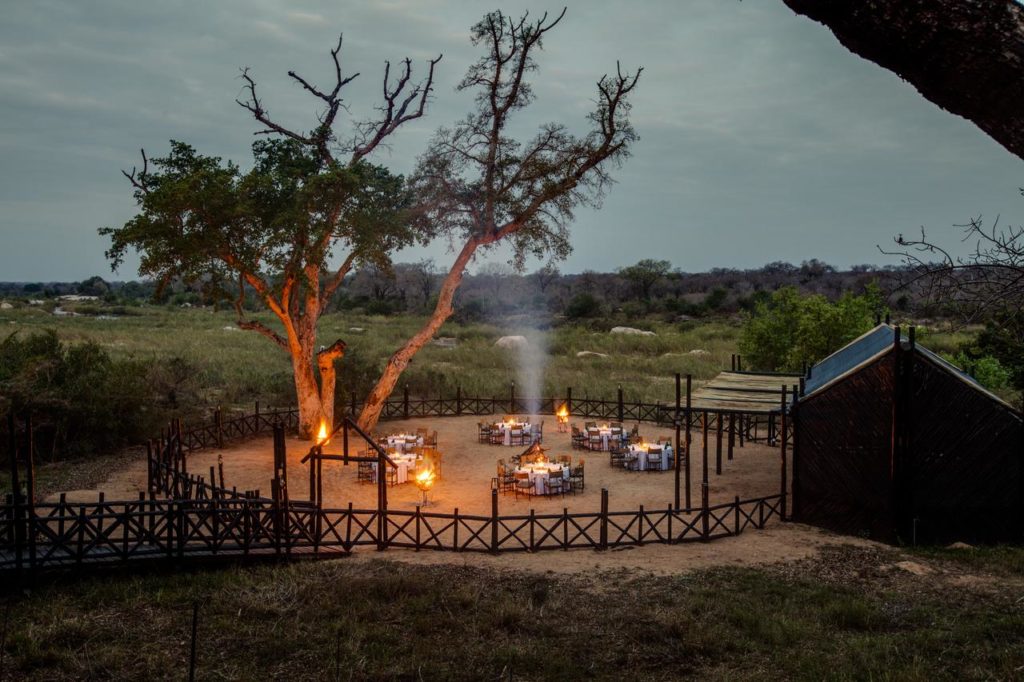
[0,491,783,572]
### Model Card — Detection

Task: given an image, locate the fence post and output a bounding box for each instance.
[415,505,421,551]
[453,507,460,551]
[600,488,609,550]
[350,390,357,417]
[734,495,740,535]
[701,484,709,541]
[490,488,499,554]
[674,373,681,511]
[510,382,516,414]
[617,385,624,422]
[566,387,572,416]
[780,385,789,522]
[685,375,692,511]
[403,385,410,420]
[715,412,723,475]
[456,385,462,416]
[529,509,535,551]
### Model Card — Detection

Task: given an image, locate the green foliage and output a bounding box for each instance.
[565,293,602,319]
[100,140,416,302]
[974,317,1024,393]
[948,352,1011,391]
[0,331,161,458]
[739,284,886,372]
[618,259,671,300]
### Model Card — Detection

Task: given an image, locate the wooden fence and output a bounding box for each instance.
[0,489,783,572]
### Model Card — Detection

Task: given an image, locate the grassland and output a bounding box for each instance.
[1,544,1022,680]
[0,305,740,409]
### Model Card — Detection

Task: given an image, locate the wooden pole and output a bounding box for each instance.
[490,487,499,553]
[456,385,462,416]
[510,381,516,414]
[685,376,692,510]
[7,412,22,575]
[715,411,723,475]
[403,385,410,420]
[702,411,709,492]
[617,385,624,422]
[566,387,572,415]
[780,385,789,521]
[600,488,609,550]
[727,413,735,460]
[674,373,681,511]
[24,414,35,572]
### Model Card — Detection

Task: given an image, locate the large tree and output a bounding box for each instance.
[780,0,1024,162]
[103,37,440,438]
[354,9,642,431]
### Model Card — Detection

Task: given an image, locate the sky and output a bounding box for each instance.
[1,0,1022,282]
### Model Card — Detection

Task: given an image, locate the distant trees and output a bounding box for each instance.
[618,259,671,301]
[738,285,886,372]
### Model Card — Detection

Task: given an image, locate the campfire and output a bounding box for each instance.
[556,404,569,432]
[316,419,330,446]
[415,467,436,506]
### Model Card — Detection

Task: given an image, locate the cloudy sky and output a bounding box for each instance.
[2,0,1022,282]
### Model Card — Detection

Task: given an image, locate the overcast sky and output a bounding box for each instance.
[2,0,1022,282]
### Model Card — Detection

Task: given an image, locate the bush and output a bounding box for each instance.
[949,352,1011,391]
[0,330,163,458]
[738,284,886,372]
[564,293,602,319]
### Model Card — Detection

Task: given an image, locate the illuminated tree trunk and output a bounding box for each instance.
[357,240,479,432]
[291,353,326,440]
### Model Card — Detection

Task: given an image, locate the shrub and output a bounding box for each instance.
[564,293,602,319]
[0,330,163,458]
[738,284,886,372]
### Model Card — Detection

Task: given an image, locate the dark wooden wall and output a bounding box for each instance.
[793,356,895,539]
[907,354,1023,543]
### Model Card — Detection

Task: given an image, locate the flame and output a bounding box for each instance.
[316,419,330,445]
[415,468,435,490]
[556,405,569,422]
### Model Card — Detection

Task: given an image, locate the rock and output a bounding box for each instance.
[223,325,239,332]
[28,299,45,306]
[0,301,12,309]
[52,307,80,317]
[688,349,711,356]
[495,335,529,349]
[610,326,656,336]
[349,327,365,333]
[576,351,609,358]
[432,337,458,349]
[947,541,973,550]
[892,560,933,576]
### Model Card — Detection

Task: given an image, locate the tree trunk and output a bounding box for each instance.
[780,0,1024,161]
[292,353,326,440]
[357,239,480,432]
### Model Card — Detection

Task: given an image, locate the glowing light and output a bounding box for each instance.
[317,419,330,445]
[415,468,435,491]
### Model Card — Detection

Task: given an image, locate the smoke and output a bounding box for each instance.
[514,327,549,417]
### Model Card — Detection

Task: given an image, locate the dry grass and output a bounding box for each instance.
[2,544,1022,680]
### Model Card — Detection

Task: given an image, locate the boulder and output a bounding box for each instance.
[495,335,529,349]
[0,301,12,310]
[432,337,458,349]
[946,541,973,550]
[688,349,711,356]
[223,325,240,332]
[576,351,609,358]
[349,327,365,333]
[610,326,655,336]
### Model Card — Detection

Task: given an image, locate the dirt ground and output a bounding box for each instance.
[42,414,888,575]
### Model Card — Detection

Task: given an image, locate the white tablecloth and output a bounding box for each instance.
[586,426,622,451]
[374,454,420,483]
[627,445,672,471]
[495,422,531,446]
[517,464,569,495]
[385,434,423,453]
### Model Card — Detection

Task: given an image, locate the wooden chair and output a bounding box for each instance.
[571,426,585,450]
[547,471,566,497]
[570,459,585,491]
[357,461,374,483]
[478,422,491,444]
[497,463,515,493]
[384,466,399,486]
[427,430,438,447]
[609,447,626,468]
[510,428,525,447]
[587,429,603,451]
[514,471,534,499]
[584,421,597,430]
[646,447,663,472]
[416,427,429,439]
[490,426,505,445]
[557,454,572,465]
[533,421,544,444]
